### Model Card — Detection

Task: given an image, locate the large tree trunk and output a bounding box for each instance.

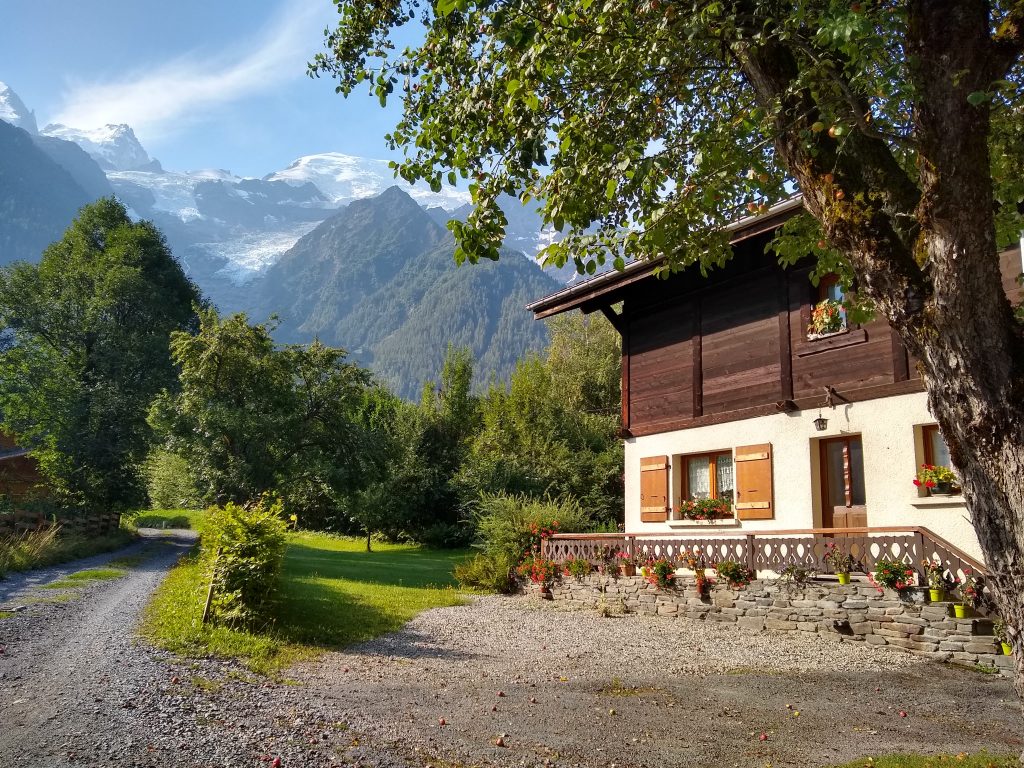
[734,0,1024,726]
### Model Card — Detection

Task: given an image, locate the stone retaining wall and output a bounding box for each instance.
[539,573,1013,674]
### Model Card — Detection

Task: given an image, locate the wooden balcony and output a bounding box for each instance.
[542,526,987,584]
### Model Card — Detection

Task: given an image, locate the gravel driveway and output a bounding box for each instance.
[1,542,1021,767]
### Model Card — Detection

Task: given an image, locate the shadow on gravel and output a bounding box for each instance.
[346,627,480,661]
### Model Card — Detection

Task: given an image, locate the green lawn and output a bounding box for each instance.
[127,508,208,530]
[830,753,1017,768]
[142,531,471,672]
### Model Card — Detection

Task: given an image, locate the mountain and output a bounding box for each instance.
[0,81,37,133]
[40,123,158,172]
[249,186,558,397]
[265,152,470,210]
[0,119,94,265]
[31,134,113,199]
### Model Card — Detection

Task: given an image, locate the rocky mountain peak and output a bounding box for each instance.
[0,81,38,133]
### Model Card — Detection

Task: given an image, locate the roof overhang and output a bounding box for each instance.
[527,196,805,320]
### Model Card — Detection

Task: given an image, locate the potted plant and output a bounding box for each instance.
[806,298,846,338]
[994,620,1012,656]
[685,551,714,597]
[868,558,916,595]
[517,551,560,597]
[913,464,958,496]
[715,559,754,589]
[921,559,950,602]
[595,545,619,576]
[823,541,855,585]
[616,551,637,577]
[641,556,677,588]
[953,569,980,618]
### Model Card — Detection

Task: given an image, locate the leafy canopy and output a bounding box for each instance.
[312,1,1023,283]
[149,310,371,525]
[0,198,200,512]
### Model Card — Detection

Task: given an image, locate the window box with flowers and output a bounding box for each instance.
[913,464,959,496]
[806,298,847,340]
[671,451,738,527]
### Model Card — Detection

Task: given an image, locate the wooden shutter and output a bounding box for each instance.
[640,455,669,522]
[735,443,774,520]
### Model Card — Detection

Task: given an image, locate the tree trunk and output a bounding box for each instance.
[366,527,373,553]
[734,0,1024,728]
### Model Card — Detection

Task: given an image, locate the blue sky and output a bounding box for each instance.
[0,0,408,176]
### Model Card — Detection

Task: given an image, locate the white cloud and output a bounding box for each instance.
[49,0,325,138]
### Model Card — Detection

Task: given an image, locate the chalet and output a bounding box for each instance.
[529,199,1023,563]
[0,430,44,503]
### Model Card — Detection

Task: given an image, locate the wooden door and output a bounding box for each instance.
[820,436,867,532]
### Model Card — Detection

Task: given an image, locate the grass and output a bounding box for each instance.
[43,567,127,589]
[142,531,471,672]
[125,508,208,531]
[0,525,135,579]
[829,754,1018,768]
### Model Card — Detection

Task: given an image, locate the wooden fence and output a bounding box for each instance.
[542,527,987,585]
[0,509,121,539]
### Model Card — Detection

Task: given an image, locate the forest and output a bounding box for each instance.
[0,198,622,588]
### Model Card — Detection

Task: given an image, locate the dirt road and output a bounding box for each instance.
[1,539,1020,767]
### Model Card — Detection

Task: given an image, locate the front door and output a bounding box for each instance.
[820,436,867,532]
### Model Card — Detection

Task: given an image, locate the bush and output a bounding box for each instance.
[201,497,288,626]
[715,559,754,589]
[473,493,592,564]
[419,521,475,549]
[454,552,517,593]
[563,557,593,580]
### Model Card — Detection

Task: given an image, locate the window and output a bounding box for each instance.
[807,274,848,337]
[683,451,734,503]
[922,424,952,469]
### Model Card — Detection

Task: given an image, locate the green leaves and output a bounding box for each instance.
[0,198,200,513]
[151,309,371,524]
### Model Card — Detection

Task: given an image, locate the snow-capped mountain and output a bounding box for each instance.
[40,122,157,172]
[265,152,471,209]
[0,81,37,133]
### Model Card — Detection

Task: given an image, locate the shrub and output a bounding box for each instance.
[641,557,676,588]
[715,559,754,589]
[454,552,517,593]
[419,521,475,549]
[473,493,592,564]
[563,557,593,580]
[201,497,288,626]
[779,563,815,586]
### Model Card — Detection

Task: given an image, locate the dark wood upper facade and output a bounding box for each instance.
[530,208,1024,438]
[0,431,43,501]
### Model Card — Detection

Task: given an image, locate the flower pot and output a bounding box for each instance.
[953,604,971,618]
[837,572,851,585]
[929,481,955,496]
[1001,642,1013,656]
[928,588,946,603]
[619,564,636,577]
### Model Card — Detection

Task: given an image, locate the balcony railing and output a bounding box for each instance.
[541,526,987,585]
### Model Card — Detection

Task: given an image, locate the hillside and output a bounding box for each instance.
[0,120,94,266]
[249,186,558,397]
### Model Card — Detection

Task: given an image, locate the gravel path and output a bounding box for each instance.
[1,546,1021,767]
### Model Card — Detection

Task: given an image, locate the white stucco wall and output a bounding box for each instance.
[624,391,982,561]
